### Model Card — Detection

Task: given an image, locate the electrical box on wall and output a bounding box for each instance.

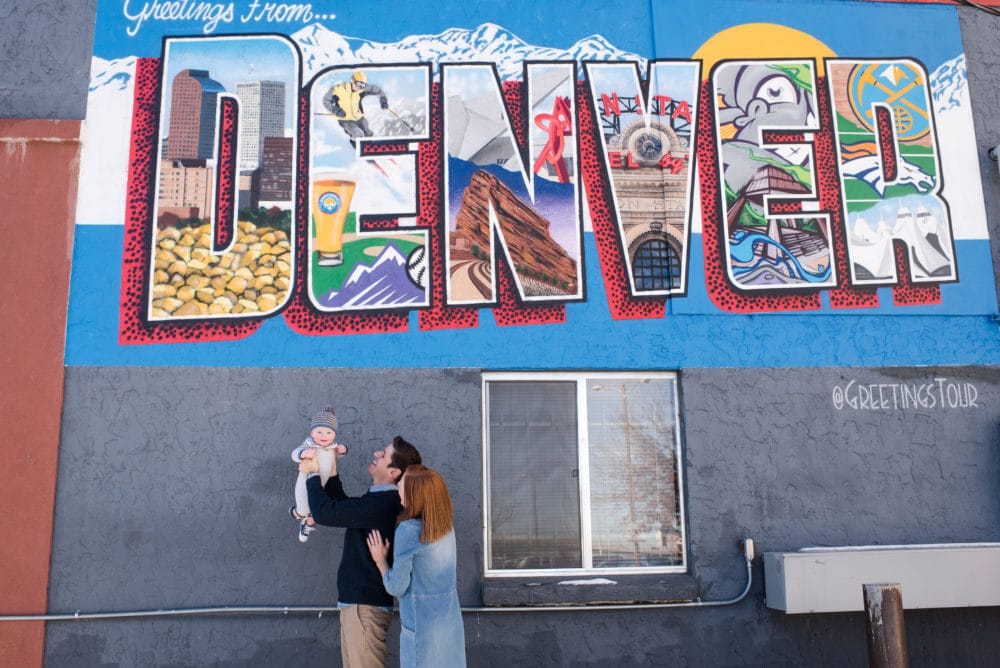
[764,544,1000,614]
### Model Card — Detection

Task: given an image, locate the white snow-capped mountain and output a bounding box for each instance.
[77,55,138,225]
[930,54,966,114]
[89,55,137,93]
[930,53,988,241]
[292,22,644,80]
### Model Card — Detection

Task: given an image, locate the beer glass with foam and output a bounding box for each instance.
[312,171,356,266]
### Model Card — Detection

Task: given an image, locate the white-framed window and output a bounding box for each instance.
[483,371,687,577]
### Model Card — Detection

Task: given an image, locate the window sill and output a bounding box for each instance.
[481,573,697,607]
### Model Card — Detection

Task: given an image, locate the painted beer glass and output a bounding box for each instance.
[312,171,356,266]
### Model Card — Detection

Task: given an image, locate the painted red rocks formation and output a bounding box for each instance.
[453,169,577,296]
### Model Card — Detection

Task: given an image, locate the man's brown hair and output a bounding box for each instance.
[388,435,421,483]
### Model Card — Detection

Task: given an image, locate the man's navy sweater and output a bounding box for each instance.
[306,474,402,608]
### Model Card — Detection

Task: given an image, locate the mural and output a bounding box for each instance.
[68,0,996,364]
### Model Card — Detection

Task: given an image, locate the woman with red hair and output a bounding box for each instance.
[367,464,466,666]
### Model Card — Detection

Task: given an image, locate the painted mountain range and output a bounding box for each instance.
[318,243,425,308]
[294,22,643,79]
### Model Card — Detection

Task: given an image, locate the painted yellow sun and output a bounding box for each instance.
[693,23,837,79]
[695,23,837,138]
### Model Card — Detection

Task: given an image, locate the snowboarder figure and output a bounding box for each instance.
[323,70,388,145]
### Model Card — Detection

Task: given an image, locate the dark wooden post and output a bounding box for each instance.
[863,583,909,668]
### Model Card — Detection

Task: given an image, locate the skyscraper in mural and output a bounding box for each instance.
[166,69,225,162]
[257,136,294,207]
[236,80,286,170]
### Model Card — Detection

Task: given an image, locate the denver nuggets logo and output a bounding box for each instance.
[318,191,341,214]
[847,62,931,141]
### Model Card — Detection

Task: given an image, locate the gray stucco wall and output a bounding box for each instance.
[48,367,483,666]
[46,366,1000,666]
[960,7,1000,304]
[0,0,96,119]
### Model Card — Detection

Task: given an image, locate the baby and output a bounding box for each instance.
[290,406,348,542]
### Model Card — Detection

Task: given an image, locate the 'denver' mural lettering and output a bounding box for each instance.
[87,11,991,345]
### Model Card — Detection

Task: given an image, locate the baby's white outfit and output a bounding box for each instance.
[291,436,339,520]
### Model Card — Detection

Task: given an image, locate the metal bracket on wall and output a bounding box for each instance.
[0,539,755,621]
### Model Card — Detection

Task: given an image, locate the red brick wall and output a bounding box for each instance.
[0,119,80,668]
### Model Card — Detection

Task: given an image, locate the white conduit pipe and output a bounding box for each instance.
[0,540,754,622]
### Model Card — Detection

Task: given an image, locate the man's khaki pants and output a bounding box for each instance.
[340,604,392,668]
